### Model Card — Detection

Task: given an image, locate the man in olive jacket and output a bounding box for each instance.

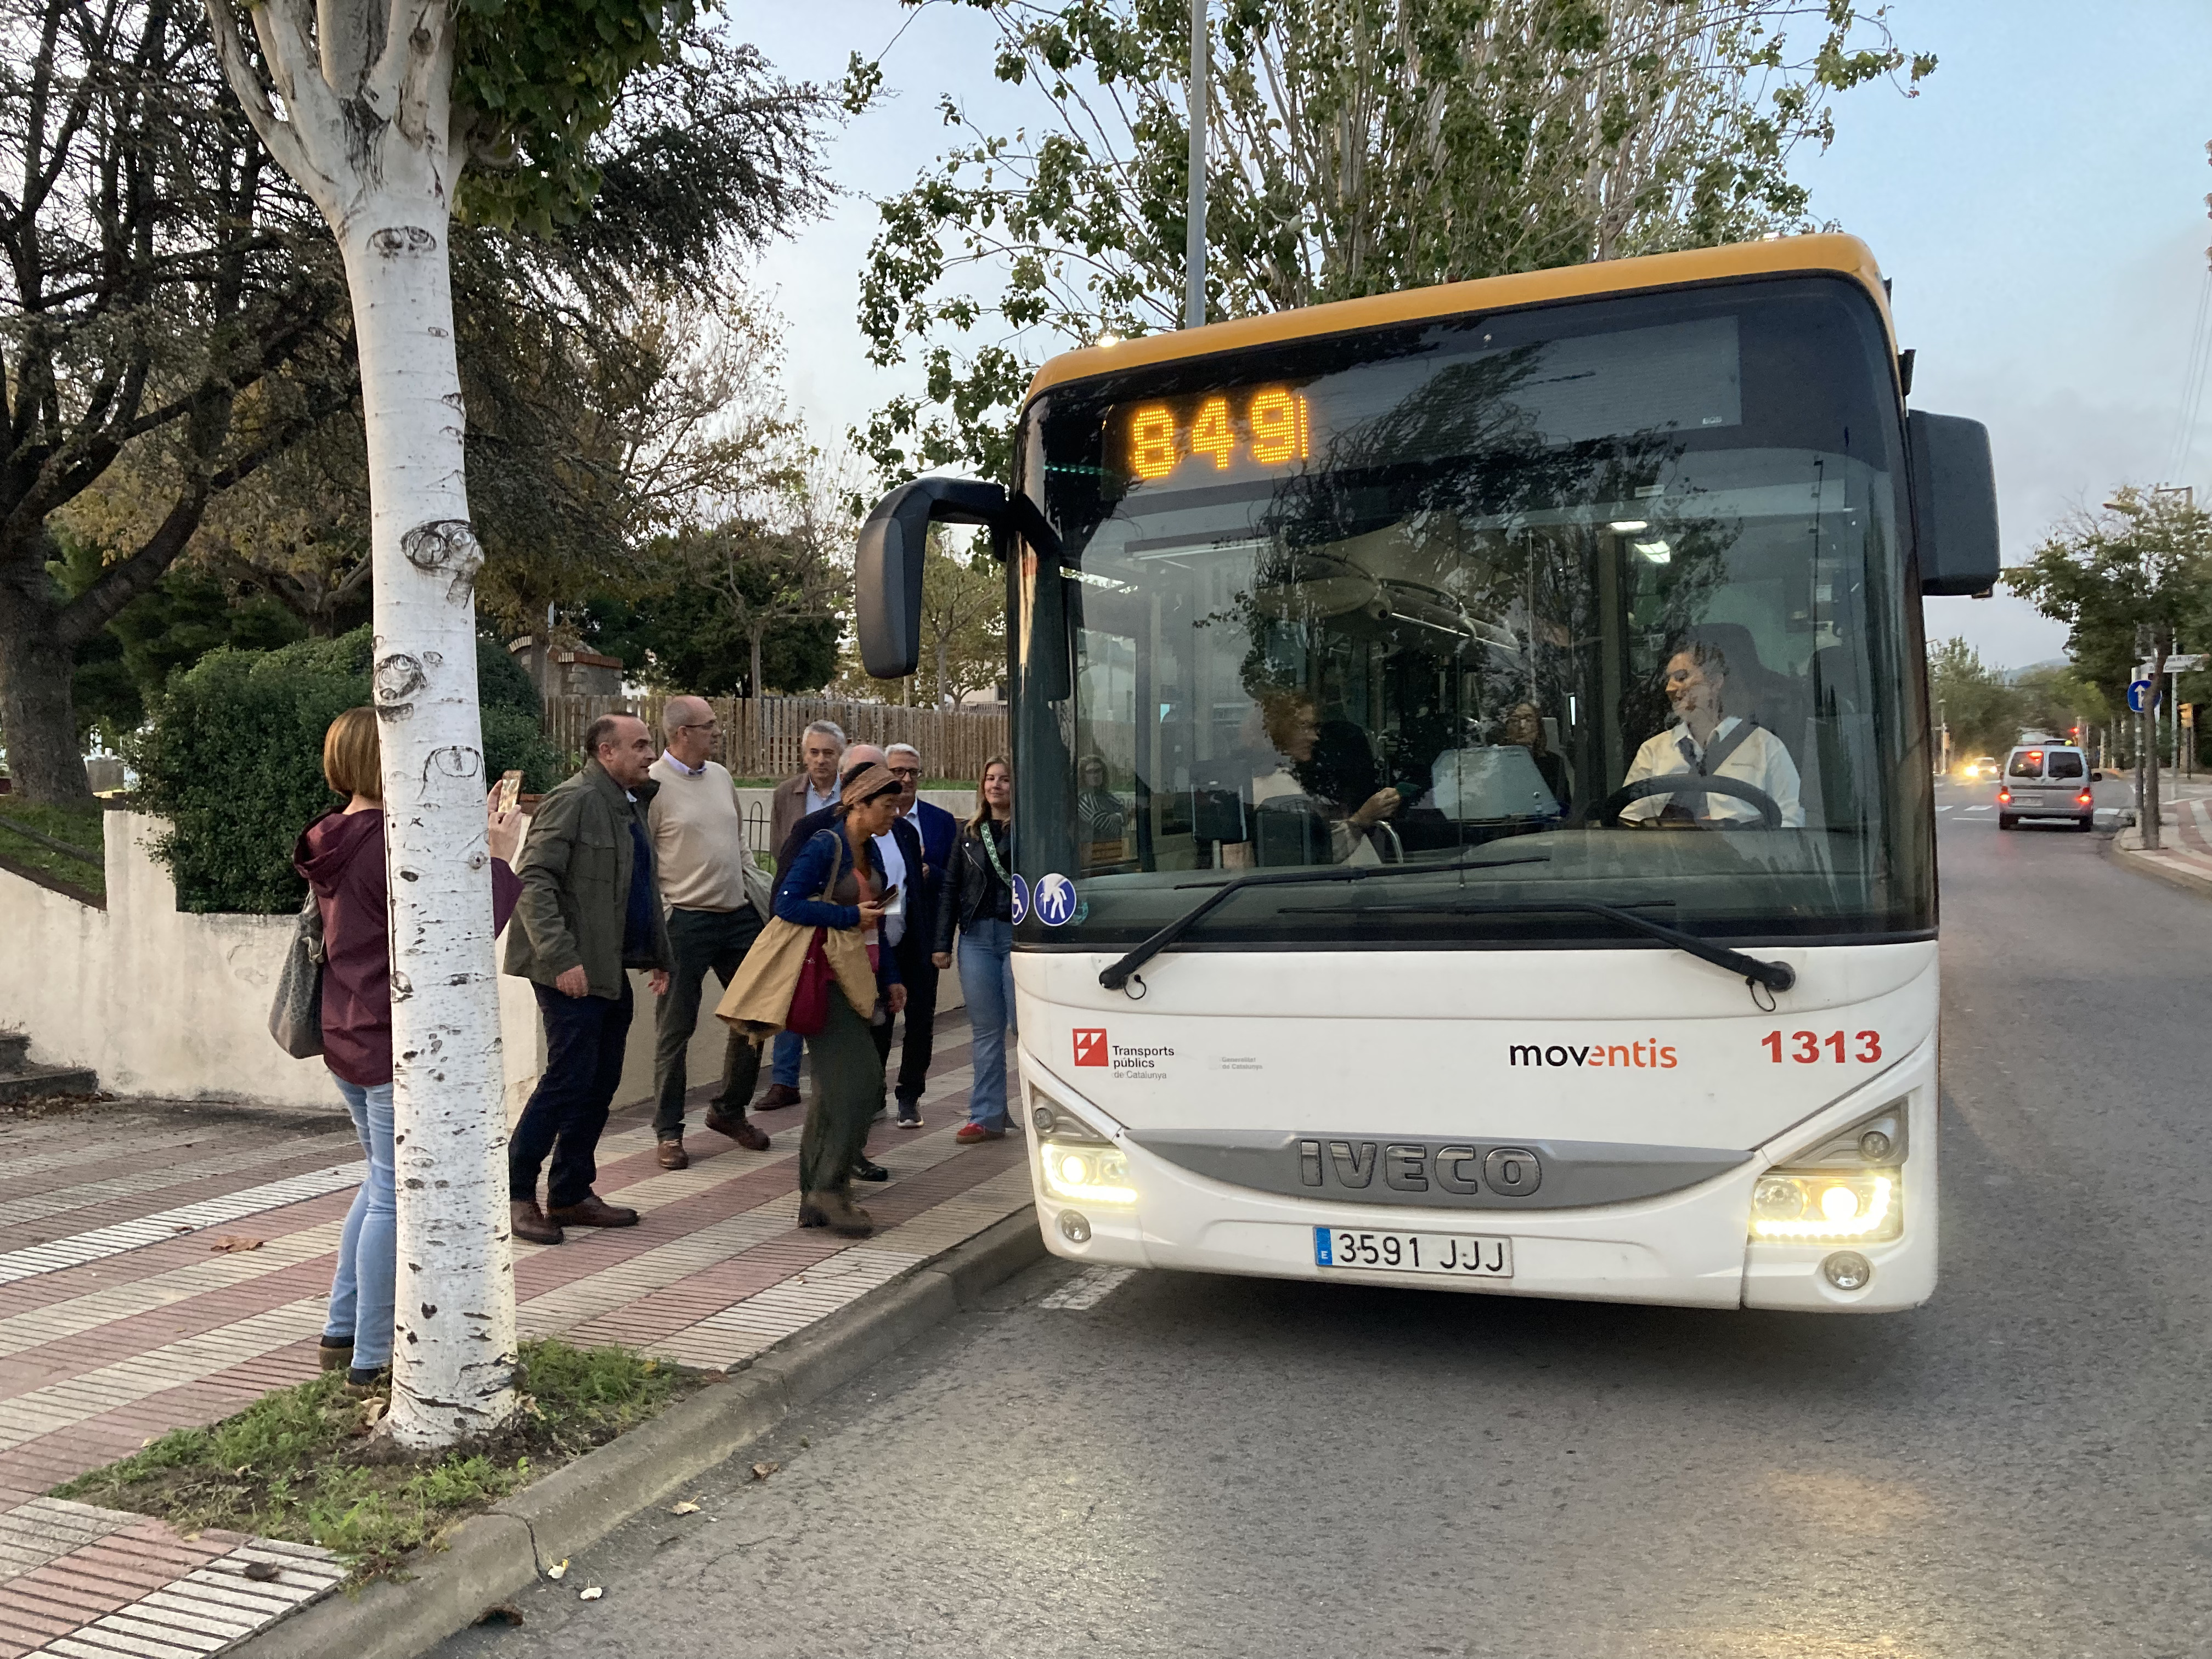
[505,713,672,1246]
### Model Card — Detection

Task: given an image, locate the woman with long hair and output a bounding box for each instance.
[933,757,1017,1143]
[295,708,521,1386]
[775,761,909,1236]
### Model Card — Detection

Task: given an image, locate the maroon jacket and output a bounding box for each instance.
[293,810,521,1087]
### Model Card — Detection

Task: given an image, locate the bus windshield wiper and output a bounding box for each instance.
[1096,852,1549,991]
[1290,895,1797,994]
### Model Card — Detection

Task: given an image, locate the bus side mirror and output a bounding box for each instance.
[1909,411,2001,597]
[854,477,1064,679]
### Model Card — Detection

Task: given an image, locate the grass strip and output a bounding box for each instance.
[54,1339,703,1582]
[0,801,105,898]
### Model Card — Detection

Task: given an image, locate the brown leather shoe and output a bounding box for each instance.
[704,1108,770,1152]
[546,1194,639,1228]
[759,1084,803,1110]
[511,1199,562,1246]
[656,1138,690,1170]
[798,1188,874,1237]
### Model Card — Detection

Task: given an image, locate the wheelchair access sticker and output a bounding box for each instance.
[1009,874,1030,924]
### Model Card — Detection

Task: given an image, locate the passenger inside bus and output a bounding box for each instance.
[1500,702,1571,814]
[1231,690,1406,865]
[1620,631,1805,828]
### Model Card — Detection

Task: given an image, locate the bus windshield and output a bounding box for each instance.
[1011,276,1933,952]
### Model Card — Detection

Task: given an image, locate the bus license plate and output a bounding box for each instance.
[1313,1226,1512,1278]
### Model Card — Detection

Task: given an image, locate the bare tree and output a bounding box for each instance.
[0,0,351,799]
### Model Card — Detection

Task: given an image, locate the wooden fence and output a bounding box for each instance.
[544,693,1008,782]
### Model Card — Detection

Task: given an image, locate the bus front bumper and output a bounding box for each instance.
[1018,1048,1938,1315]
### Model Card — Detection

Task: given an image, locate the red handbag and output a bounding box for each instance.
[786,928,833,1035]
[785,833,856,1037]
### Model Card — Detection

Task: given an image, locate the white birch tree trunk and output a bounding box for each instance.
[206,0,517,1448]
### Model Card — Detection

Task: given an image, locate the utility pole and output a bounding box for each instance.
[1183,0,1207,330]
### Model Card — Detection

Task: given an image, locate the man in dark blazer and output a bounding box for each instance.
[883,744,957,1128]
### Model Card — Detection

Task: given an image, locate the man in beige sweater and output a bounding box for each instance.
[645,696,772,1170]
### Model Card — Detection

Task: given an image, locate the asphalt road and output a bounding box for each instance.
[441,781,2212,1659]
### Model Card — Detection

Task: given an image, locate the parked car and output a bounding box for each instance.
[1997,743,2098,831]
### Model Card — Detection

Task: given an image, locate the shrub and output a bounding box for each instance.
[130,628,561,912]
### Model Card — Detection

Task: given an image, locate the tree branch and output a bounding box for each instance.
[203,0,321,194]
[54,381,355,645]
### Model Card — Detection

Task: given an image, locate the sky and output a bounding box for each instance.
[740,0,2212,673]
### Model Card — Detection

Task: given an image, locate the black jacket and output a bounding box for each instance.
[932,820,1012,955]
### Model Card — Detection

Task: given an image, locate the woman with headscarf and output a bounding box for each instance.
[774,761,909,1237]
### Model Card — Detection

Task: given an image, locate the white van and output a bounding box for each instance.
[1997,743,2097,830]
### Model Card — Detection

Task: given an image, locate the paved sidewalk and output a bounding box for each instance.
[2109,796,2212,895]
[0,1013,1028,1657]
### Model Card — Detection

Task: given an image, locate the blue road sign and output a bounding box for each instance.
[1009,873,1030,925]
[2128,678,2156,714]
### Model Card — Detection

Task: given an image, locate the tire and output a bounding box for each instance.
[2078,816,2096,833]
[1998,813,2017,831]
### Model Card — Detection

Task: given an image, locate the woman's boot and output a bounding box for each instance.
[798,1187,874,1237]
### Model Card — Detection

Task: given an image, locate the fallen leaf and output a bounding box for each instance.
[209,1235,263,1253]
[474,1605,525,1628]
[668,1500,701,1515]
[749,1462,780,1482]
[578,1586,603,1602]
[358,1396,387,1428]
[545,1559,568,1581]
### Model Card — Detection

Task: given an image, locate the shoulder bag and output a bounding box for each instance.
[783,832,849,1036]
[268,885,326,1058]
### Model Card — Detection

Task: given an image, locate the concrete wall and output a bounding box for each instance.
[0,802,976,1115]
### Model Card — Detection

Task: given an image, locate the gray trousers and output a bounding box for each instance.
[652,905,765,1139]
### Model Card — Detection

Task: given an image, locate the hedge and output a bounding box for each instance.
[130,628,561,913]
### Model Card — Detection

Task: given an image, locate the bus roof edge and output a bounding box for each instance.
[1025,233,1892,404]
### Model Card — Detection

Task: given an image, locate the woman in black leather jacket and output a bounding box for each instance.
[931,758,1015,1141]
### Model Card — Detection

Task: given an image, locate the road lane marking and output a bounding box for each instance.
[1040,1266,1136,1310]
[1963,806,1993,814]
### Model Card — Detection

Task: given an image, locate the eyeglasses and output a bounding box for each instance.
[887,766,921,780]
[676,722,718,734]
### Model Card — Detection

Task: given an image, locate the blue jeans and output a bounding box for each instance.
[958,920,1017,1128]
[324,1077,396,1369]
[771,1030,802,1090]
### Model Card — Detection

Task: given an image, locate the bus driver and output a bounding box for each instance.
[1620,636,1804,828]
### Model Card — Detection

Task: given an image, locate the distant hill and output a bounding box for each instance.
[2001,658,2072,684]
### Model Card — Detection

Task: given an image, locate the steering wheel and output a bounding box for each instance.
[1590,775,1784,830]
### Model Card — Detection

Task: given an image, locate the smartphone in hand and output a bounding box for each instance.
[879,882,904,918]
[494,770,523,815]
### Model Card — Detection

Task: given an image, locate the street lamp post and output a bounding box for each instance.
[1183,0,1207,331]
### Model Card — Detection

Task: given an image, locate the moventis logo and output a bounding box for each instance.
[1073,1029,1108,1068]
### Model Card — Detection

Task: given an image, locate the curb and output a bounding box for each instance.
[2098,830,2212,903]
[232,1207,1047,1659]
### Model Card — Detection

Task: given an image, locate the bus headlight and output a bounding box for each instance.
[1040,1142,1137,1205]
[1748,1170,1901,1242]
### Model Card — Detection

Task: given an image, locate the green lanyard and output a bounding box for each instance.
[977,818,1011,887]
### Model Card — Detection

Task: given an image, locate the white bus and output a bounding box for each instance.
[857,234,1997,1312]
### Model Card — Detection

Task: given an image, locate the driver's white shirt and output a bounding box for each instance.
[1621,716,1805,827]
